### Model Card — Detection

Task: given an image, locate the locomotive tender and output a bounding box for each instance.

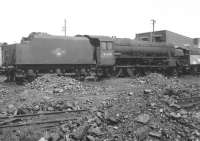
[1,33,200,81]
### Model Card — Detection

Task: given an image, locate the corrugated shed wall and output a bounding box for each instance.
[166,31,193,47]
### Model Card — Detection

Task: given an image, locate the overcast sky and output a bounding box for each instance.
[0,0,200,43]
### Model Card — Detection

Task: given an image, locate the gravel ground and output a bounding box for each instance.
[0,74,200,141]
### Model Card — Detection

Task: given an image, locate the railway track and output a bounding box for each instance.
[0,109,89,129]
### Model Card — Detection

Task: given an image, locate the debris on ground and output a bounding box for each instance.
[25,74,105,96]
[0,73,200,141]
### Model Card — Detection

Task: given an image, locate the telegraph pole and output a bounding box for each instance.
[62,19,67,37]
[64,19,66,37]
[151,19,156,42]
[151,19,156,32]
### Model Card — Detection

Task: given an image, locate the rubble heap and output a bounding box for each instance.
[0,87,9,98]
[32,74,200,140]
[1,73,200,141]
[25,74,105,95]
[96,73,200,140]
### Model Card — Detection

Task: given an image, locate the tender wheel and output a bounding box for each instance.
[27,69,36,82]
[56,68,62,76]
[127,68,136,77]
[113,68,123,77]
[105,68,113,77]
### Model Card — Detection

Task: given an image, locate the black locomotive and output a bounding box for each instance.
[1,33,200,81]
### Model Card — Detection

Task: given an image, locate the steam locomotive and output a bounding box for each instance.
[1,32,200,81]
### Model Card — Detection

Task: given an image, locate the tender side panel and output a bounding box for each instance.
[16,37,96,65]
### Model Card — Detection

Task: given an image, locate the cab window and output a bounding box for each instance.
[101,42,107,50]
[107,42,112,50]
[101,42,112,50]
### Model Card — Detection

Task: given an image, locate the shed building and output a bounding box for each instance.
[135,30,194,47]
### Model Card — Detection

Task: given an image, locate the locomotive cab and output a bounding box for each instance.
[99,41,115,65]
[88,36,115,66]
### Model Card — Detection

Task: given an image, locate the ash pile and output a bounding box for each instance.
[25,74,105,95]
[1,73,200,141]
[34,74,200,140]
[46,74,200,141]
[0,74,105,116]
[94,74,200,141]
